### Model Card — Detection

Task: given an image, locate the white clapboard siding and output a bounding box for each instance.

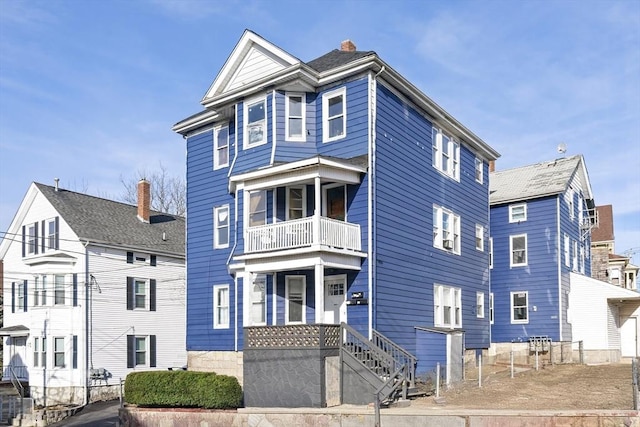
[226,46,287,91]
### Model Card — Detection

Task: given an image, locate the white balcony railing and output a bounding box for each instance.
[245,216,361,254]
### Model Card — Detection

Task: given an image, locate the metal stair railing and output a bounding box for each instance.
[8,366,24,417]
[374,364,407,427]
[371,328,417,388]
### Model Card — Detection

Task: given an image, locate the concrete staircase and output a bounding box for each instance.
[0,382,33,426]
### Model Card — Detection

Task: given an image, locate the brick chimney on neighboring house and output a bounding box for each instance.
[489,160,496,173]
[341,40,356,52]
[137,179,151,223]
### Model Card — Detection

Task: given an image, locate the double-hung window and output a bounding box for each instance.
[213,285,230,329]
[41,276,47,305]
[286,93,305,141]
[475,157,483,184]
[433,205,461,254]
[511,291,528,323]
[573,240,578,271]
[127,335,156,368]
[431,128,460,180]
[33,337,46,367]
[54,337,65,367]
[135,279,146,309]
[244,97,266,148]
[214,205,230,248]
[476,292,485,318]
[285,276,305,324]
[214,125,229,169]
[54,274,65,305]
[434,284,462,328]
[34,337,41,367]
[286,187,305,220]
[509,204,527,222]
[567,189,575,220]
[510,234,527,267]
[475,224,484,251]
[46,217,58,251]
[17,281,25,312]
[250,275,267,326]
[33,277,40,307]
[27,223,37,255]
[322,87,346,142]
[248,190,267,227]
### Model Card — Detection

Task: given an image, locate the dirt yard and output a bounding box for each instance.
[412,363,636,410]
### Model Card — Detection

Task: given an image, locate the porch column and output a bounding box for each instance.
[315,263,324,324]
[314,176,321,246]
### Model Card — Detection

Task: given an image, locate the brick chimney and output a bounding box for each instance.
[489,160,496,173]
[341,40,356,52]
[137,179,151,223]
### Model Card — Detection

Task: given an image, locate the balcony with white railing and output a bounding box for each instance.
[245,216,361,254]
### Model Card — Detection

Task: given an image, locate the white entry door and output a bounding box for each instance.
[621,317,638,357]
[324,275,347,324]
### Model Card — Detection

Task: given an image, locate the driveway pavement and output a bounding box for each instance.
[49,400,120,427]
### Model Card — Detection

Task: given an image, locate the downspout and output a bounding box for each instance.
[557,197,563,341]
[369,65,385,338]
[83,240,90,406]
[270,89,277,166]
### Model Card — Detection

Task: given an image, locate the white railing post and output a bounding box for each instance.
[314,176,321,246]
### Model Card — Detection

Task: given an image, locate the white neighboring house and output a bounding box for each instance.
[569,272,640,361]
[0,180,186,406]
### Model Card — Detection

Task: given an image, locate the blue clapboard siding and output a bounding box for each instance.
[274,91,319,162]
[490,195,562,342]
[373,83,490,355]
[415,329,446,375]
[232,93,275,175]
[316,78,369,159]
[186,124,238,351]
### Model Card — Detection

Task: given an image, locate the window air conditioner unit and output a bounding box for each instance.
[443,239,454,250]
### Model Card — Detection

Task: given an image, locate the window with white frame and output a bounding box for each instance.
[46,218,58,251]
[511,291,528,323]
[27,223,37,255]
[54,337,65,367]
[509,204,527,222]
[475,157,483,184]
[510,234,527,267]
[572,240,578,271]
[134,279,146,309]
[54,274,65,305]
[287,187,305,220]
[489,237,494,269]
[214,205,229,248]
[33,337,41,367]
[431,128,460,180]
[214,125,229,169]
[286,276,305,324]
[434,284,462,328]
[322,87,346,142]
[249,190,267,226]
[33,337,46,367]
[567,189,574,220]
[244,97,266,148]
[578,196,584,225]
[476,292,485,318]
[564,234,570,267]
[135,337,146,365]
[17,282,25,312]
[213,285,230,329]
[286,93,305,141]
[489,293,494,324]
[475,224,484,251]
[33,276,39,307]
[433,205,461,254]
[250,275,266,325]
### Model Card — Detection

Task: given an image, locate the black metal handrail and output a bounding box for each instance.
[8,366,25,416]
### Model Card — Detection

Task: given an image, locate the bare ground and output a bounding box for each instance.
[412,363,636,410]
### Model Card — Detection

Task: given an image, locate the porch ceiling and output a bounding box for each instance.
[234,247,366,273]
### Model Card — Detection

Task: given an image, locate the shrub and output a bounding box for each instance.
[125,371,242,409]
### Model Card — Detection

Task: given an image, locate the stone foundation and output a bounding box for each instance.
[29,385,84,407]
[187,351,243,385]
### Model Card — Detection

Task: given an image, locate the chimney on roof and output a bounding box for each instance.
[341,40,356,52]
[137,179,151,223]
[489,160,496,173]
[54,178,59,192]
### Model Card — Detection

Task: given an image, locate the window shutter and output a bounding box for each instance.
[54,216,60,250]
[21,226,25,257]
[150,255,157,267]
[33,222,38,255]
[11,282,15,313]
[150,279,156,312]
[23,280,28,312]
[127,252,134,264]
[72,274,78,307]
[127,335,134,368]
[41,220,46,252]
[126,277,133,310]
[72,335,78,369]
[149,335,156,367]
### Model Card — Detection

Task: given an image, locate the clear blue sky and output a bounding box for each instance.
[1,0,639,264]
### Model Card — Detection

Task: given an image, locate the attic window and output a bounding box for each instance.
[244,96,266,149]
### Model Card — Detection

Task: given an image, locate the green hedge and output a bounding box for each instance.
[125,371,242,409]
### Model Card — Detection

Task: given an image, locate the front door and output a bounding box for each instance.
[324,275,347,324]
[325,186,345,221]
[621,317,638,357]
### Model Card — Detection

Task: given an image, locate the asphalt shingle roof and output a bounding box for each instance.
[490,155,583,205]
[305,49,376,73]
[591,205,614,243]
[35,183,185,257]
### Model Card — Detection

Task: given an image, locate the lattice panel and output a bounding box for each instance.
[246,325,340,349]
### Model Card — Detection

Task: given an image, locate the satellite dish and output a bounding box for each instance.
[557,143,567,154]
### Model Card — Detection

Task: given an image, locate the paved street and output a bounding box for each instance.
[49,400,120,427]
